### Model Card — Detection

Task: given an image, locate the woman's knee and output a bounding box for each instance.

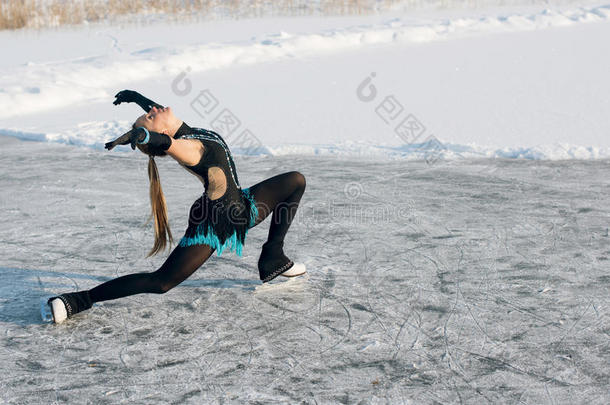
[148,272,176,294]
[289,171,306,192]
[156,281,175,294]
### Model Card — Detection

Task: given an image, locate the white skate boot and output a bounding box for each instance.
[280,262,307,277]
[48,298,68,324]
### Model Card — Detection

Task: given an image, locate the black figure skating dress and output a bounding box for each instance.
[174,123,258,256]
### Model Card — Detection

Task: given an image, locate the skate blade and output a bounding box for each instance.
[254,272,309,293]
[40,297,53,323]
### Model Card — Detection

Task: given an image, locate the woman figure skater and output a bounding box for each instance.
[45,90,307,324]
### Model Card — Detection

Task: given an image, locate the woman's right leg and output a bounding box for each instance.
[48,243,215,322]
[247,171,307,241]
[89,243,215,303]
[246,171,306,281]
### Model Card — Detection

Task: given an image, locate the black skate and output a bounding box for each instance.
[258,241,295,283]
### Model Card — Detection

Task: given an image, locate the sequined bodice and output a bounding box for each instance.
[174,123,241,201]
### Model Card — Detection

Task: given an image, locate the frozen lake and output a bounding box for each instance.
[1,135,609,403]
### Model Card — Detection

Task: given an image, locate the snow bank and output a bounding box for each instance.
[1,3,609,160]
[1,4,608,120]
[3,123,609,160]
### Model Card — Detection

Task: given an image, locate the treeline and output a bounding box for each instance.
[0,0,408,30]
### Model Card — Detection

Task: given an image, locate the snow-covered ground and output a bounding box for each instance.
[1,1,609,158]
[1,1,609,403]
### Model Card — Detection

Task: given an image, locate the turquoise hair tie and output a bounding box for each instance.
[136,127,150,144]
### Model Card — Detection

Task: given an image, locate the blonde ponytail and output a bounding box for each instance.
[143,154,174,257]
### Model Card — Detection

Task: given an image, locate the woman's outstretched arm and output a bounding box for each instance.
[105,128,204,167]
[113,89,164,113]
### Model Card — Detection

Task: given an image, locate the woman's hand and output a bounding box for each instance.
[105,128,146,151]
[113,90,143,106]
[113,89,163,113]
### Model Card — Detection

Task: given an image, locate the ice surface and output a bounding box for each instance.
[1,135,608,403]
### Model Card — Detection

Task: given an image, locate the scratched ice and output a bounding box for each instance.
[0,135,609,403]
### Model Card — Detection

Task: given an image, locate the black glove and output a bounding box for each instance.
[105,128,172,152]
[113,90,141,105]
[104,128,146,151]
[113,90,164,113]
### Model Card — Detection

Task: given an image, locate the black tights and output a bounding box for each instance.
[89,171,306,303]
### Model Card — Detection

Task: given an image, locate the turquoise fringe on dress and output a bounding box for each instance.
[178,187,259,257]
[243,187,259,228]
